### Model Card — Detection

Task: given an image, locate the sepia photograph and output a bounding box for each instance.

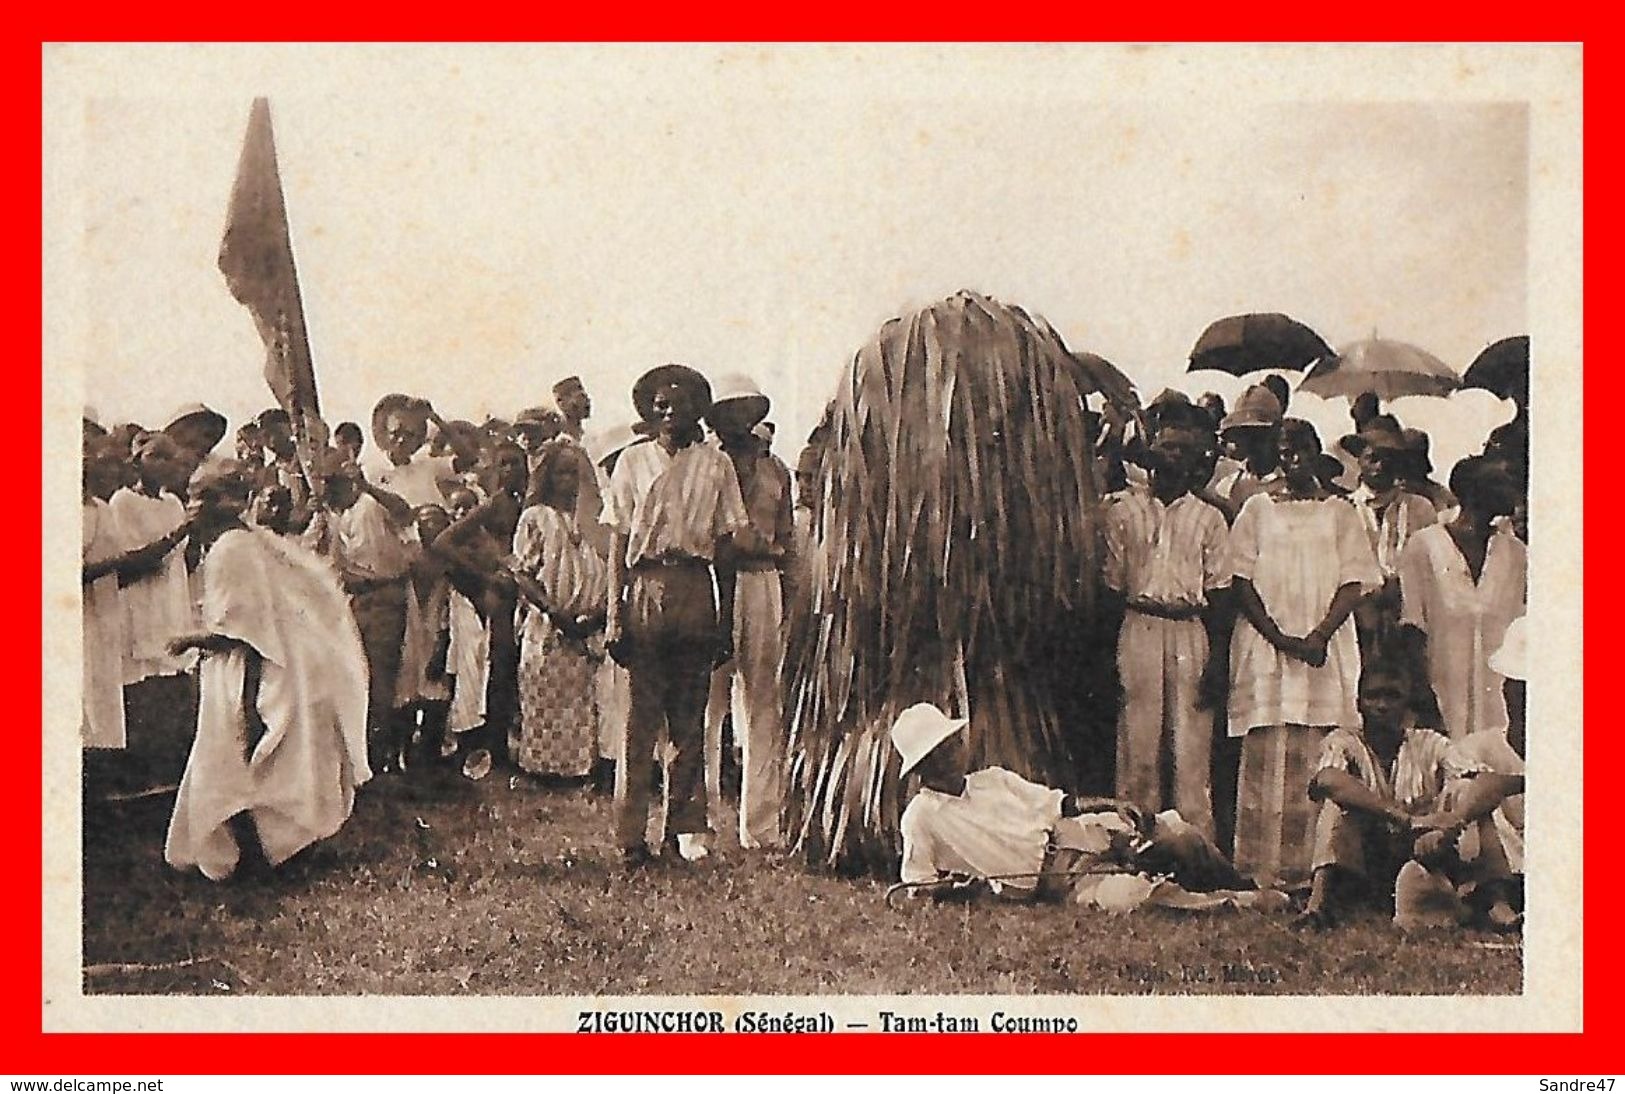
[39,41,1583,1035]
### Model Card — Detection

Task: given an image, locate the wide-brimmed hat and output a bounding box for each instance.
[586,422,649,469]
[705,373,771,433]
[162,402,228,455]
[1400,427,1434,475]
[1338,414,1408,457]
[891,702,968,779]
[1219,385,1284,430]
[372,393,428,450]
[632,364,713,423]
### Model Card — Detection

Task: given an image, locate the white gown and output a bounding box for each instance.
[164,528,371,880]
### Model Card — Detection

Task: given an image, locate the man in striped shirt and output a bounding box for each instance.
[604,365,750,867]
[1102,417,1231,840]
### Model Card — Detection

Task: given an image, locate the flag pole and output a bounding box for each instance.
[218,97,329,499]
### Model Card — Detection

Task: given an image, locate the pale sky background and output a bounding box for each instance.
[67,46,1529,462]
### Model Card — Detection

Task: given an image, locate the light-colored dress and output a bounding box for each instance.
[446,590,488,735]
[1397,524,1527,739]
[108,487,195,684]
[512,504,607,776]
[82,499,127,749]
[164,529,370,881]
[1226,493,1381,888]
[396,564,451,707]
[1226,494,1380,736]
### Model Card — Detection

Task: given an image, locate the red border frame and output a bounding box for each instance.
[17,25,1603,1074]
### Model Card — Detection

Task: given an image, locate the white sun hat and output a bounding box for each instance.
[890,702,968,778]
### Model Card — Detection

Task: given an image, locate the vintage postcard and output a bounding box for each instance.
[41,41,1583,1034]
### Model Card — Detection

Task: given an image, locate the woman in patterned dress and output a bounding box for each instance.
[511,441,608,778]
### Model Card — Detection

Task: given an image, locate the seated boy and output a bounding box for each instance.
[1301,658,1524,929]
[892,703,1245,901]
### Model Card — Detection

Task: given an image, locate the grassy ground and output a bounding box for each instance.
[81,757,1522,998]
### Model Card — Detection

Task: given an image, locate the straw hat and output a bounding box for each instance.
[705,373,771,433]
[890,703,967,778]
[371,393,428,450]
[632,364,712,423]
[1219,385,1284,430]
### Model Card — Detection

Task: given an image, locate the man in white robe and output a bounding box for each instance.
[164,465,371,881]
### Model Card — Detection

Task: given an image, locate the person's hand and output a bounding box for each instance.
[1300,631,1330,668]
[1410,810,1459,833]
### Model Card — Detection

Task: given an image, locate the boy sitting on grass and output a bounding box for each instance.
[1301,658,1523,930]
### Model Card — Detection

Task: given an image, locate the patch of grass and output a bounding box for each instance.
[82,765,1522,997]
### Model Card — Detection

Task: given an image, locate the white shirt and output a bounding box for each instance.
[367,452,457,509]
[108,487,195,684]
[898,767,1064,891]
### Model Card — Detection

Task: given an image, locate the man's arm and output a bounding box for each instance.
[1300,582,1365,667]
[1308,768,1409,826]
[360,478,415,527]
[1197,584,1234,710]
[423,403,483,467]
[91,521,191,585]
[1233,577,1308,660]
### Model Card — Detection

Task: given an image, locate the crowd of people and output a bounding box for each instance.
[80,361,1530,931]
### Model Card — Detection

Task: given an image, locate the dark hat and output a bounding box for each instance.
[513,404,565,430]
[552,375,586,397]
[1147,389,1210,432]
[1401,427,1434,475]
[632,364,712,423]
[1338,414,1408,457]
[371,393,428,450]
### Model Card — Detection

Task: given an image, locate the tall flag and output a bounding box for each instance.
[218,98,328,481]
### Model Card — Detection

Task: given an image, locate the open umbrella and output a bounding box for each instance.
[1299,339,1460,400]
[1188,313,1334,376]
[1462,336,1529,406]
